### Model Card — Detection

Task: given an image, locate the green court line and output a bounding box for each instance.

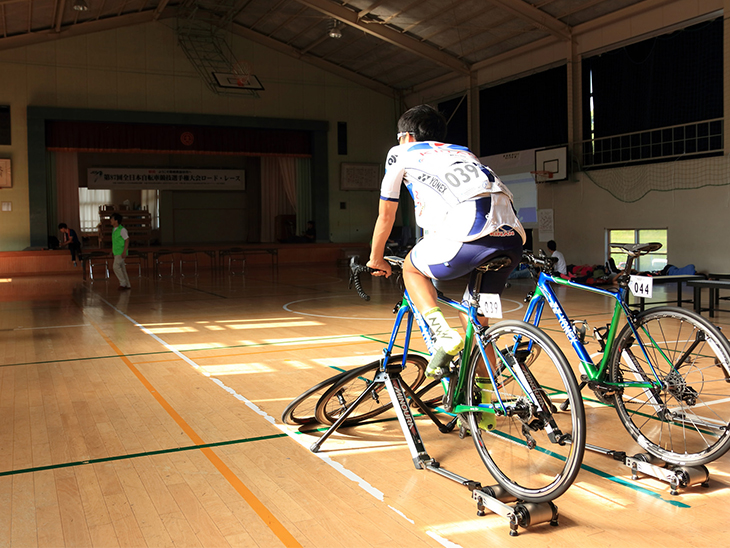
[0,333,398,368]
[0,433,290,478]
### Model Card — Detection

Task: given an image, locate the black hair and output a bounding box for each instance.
[547,240,557,251]
[397,104,447,142]
[58,223,67,229]
[112,213,123,223]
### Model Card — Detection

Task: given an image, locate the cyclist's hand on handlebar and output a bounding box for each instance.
[366,257,392,278]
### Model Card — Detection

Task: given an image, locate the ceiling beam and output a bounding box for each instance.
[292,0,470,75]
[0,7,175,50]
[486,0,571,41]
[573,0,695,36]
[229,21,399,99]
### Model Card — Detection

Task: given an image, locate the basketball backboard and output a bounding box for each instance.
[534,146,568,181]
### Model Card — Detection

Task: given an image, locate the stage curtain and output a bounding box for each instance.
[261,157,295,242]
[55,151,81,239]
[296,158,312,236]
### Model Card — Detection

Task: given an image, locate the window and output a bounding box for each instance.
[141,189,160,230]
[607,229,667,272]
[78,188,112,232]
[479,65,568,156]
[582,18,722,149]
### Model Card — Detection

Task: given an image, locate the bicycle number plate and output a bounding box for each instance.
[629,275,653,298]
[478,293,502,318]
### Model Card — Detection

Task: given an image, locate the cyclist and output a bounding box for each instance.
[367,104,526,385]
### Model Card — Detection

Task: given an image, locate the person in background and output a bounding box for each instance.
[110,213,131,290]
[547,240,567,276]
[303,221,316,242]
[58,223,81,266]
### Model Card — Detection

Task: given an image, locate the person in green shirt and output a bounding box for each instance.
[110,213,131,290]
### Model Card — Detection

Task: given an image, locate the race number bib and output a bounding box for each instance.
[479,293,503,319]
[629,275,653,299]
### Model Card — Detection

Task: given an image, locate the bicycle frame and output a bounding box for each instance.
[382,286,535,416]
[523,270,665,391]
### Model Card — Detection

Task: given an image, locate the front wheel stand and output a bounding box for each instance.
[310,364,560,536]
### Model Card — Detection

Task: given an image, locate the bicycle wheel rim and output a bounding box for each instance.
[281,368,355,425]
[467,320,586,502]
[610,307,730,466]
[315,354,428,426]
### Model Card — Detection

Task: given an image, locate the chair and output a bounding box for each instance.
[125,250,145,277]
[220,247,246,275]
[179,248,199,277]
[87,251,110,281]
[155,250,175,277]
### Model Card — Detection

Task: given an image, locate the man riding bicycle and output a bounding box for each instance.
[367,104,526,384]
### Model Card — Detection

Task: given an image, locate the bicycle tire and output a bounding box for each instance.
[609,306,730,466]
[466,320,586,502]
[281,365,369,425]
[315,354,428,426]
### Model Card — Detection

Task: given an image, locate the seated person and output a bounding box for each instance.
[547,240,567,276]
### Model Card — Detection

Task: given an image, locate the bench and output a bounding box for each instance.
[629,274,706,311]
[688,279,730,317]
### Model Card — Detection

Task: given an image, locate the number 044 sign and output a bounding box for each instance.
[629,275,653,299]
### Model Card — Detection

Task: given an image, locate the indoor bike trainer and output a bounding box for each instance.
[309,359,559,536]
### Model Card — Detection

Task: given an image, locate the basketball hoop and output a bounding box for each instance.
[531,170,555,184]
[231,61,252,88]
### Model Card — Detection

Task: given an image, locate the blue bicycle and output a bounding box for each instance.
[311,256,586,502]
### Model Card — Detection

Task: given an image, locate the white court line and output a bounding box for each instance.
[283,294,524,320]
[94,293,463,547]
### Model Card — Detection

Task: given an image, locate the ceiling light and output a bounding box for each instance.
[72,0,89,11]
[328,19,342,39]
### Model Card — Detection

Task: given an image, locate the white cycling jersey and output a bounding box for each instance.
[380,141,526,243]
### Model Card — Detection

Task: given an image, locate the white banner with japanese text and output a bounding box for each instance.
[87,168,245,190]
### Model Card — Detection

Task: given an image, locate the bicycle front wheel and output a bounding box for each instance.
[467,320,586,502]
[315,354,428,426]
[610,306,730,465]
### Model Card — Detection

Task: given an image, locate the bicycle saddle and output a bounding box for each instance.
[384,256,405,268]
[609,242,662,256]
[475,255,512,272]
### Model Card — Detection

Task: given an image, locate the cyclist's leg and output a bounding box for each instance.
[405,238,466,375]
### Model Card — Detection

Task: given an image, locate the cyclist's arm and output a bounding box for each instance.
[368,199,398,277]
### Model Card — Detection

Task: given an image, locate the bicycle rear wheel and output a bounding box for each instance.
[315,354,428,426]
[467,320,586,502]
[610,307,730,465]
[281,366,368,426]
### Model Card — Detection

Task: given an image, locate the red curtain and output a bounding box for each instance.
[46,121,312,157]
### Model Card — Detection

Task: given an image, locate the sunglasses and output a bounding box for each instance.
[396,132,412,141]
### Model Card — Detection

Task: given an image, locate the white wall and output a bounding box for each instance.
[538,166,730,273]
[0,21,397,250]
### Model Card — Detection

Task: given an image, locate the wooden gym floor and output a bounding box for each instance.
[1,264,730,547]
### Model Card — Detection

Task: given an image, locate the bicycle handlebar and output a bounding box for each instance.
[349,258,374,301]
[348,256,404,301]
[521,250,558,273]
